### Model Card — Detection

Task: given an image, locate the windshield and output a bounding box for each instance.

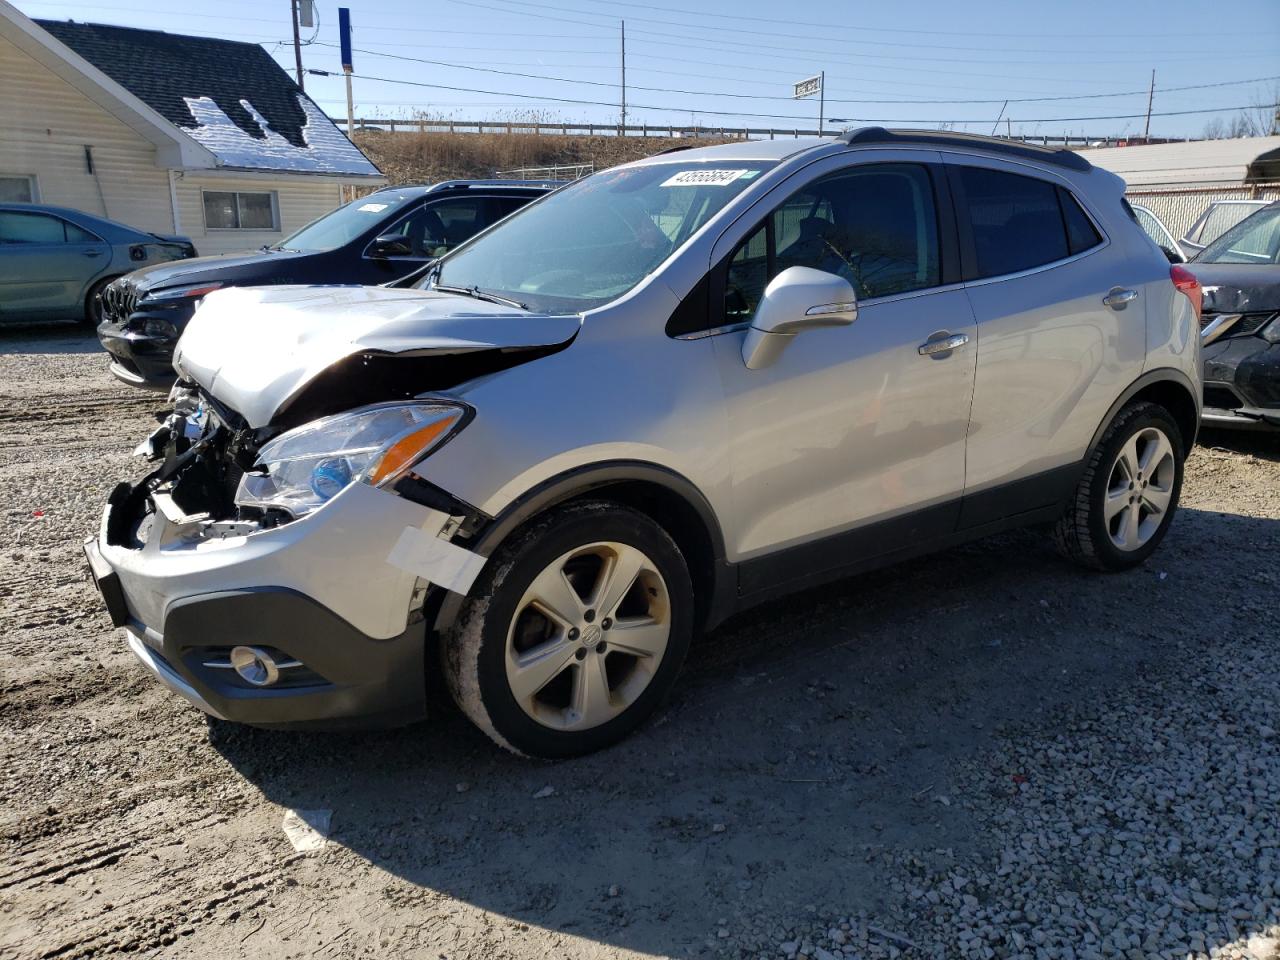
[278,193,412,252]
[429,161,775,313]
[1196,204,1280,265]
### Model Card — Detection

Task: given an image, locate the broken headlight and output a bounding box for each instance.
[234,402,467,518]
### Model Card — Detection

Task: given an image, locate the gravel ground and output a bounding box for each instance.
[1,324,1277,960]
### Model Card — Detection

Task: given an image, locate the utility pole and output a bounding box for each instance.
[818,70,824,134]
[620,21,627,135]
[290,0,305,90]
[1143,69,1155,141]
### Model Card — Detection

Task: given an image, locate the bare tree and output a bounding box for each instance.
[1203,84,1280,138]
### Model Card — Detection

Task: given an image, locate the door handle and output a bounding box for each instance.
[83,249,102,258]
[1102,288,1138,309]
[918,333,969,356]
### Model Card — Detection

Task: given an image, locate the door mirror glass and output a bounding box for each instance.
[742,266,857,369]
[370,233,413,258]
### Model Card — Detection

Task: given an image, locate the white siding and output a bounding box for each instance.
[1077,136,1280,187]
[0,31,173,232]
[173,173,345,255]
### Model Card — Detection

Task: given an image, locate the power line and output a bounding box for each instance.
[448,0,1280,40]
[321,45,1280,108]
[448,0,1280,76]
[448,0,1280,60]
[345,72,1275,124]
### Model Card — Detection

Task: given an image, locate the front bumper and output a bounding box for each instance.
[85,480,453,727]
[1201,336,1280,431]
[97,321,179,391]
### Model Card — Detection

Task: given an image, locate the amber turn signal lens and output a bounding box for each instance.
[367,415,458,485]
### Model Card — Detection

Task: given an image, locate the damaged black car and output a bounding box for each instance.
[1190,200,1280,430]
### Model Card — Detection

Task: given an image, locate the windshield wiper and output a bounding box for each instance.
[433,283,527,311]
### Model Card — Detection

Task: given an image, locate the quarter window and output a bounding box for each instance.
[723,163,941,324]
[203,190,278,230]
[957,167,1101,278]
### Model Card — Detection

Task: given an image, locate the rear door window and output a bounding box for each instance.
[956,167,1101,279]
[0,211,69,243]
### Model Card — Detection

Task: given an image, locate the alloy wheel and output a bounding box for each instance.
[1104,426,1176,552]
[504,541,671,731]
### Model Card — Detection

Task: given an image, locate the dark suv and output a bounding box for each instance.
[96,179,555,389]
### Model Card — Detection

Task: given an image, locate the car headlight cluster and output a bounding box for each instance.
[234,402,466,518]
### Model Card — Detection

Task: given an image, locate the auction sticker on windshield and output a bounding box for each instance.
[661,169,750,187]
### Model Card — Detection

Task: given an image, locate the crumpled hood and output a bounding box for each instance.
[1186,262,1280,315]
[174,285,581,428]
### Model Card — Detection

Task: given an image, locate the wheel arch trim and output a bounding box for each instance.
[431,460,734,637]
[1086,368,1200,459]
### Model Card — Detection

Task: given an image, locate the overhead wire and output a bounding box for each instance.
[344,72,1275,124]
[314,44,1280,107]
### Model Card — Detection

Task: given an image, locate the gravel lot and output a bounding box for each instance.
[1,324,1278,960]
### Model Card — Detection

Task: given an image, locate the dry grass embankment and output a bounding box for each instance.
[354,129,739,182]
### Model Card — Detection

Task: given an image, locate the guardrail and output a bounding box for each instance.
[495,163,595,180]
[347,117,1181,148]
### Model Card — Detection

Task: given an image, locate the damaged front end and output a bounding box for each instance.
[83,284,583,727]
[122,383,475,540]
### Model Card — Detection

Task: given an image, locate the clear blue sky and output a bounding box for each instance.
[15,0,1280,137]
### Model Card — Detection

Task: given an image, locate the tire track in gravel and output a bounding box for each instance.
[29,859,293,960]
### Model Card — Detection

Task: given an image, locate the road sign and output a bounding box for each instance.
[338,7,353,72]
[793,75,822,99]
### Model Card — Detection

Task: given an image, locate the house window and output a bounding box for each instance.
[203,190,278,230]
[0,175,38,203]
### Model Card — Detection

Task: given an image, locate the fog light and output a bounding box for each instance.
[143,318,178,338]
[230,645,280,687]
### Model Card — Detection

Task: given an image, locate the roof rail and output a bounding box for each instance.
[839,126,1092,172]
[434,178,563,189]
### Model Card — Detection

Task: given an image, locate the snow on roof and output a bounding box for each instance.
[183,94,381,177]
[1076,136,1280,186]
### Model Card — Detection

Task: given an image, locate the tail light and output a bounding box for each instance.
[1170,265,1202,321]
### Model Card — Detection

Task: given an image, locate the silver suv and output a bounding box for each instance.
[85,129,1203,758]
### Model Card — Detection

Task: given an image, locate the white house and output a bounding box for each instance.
[0,2,385,254]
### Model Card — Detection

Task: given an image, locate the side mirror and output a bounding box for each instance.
[370,234,413,258]
[741,266,857,370]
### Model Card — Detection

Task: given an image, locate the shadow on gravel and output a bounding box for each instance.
[209,509,1280,955]
[0,323,99,354]
[1198,426,1280,463]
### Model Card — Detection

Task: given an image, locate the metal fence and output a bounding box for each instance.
[495,163,594,181]
[350,117,1145,147]
[1124,181,1280,242]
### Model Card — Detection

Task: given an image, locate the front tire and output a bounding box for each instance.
[443,501,694,758]
[83,276,115,326]
[1053,401,1185,571]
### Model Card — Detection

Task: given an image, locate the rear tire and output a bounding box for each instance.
[1053,401,1185,571]
[443,500,693,758]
